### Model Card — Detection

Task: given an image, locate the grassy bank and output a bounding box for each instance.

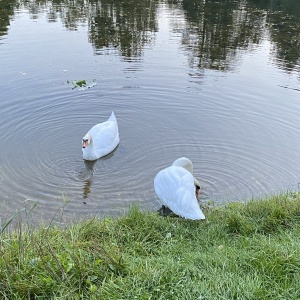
[1,193,300,299]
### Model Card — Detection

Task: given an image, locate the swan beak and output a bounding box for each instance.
[82,140,87,148]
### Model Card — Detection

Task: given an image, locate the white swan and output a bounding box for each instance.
[154,157,205,220]
[82,112,120,161]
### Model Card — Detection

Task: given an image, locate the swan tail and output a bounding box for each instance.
[108,111,117,122]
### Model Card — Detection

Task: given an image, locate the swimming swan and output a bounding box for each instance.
[154,157,205,220]
[82,112,120,161]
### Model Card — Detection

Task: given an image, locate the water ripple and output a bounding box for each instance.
[1,3,300,224]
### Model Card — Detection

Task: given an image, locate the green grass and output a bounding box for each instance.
[1,192,300,299]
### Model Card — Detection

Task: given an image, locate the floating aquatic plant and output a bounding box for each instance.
[67,79,97,91]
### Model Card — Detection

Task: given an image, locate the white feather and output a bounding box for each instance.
[82,112,120,161]
[154,158,205,220]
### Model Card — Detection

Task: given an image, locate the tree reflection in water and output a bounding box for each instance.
[171,0,300,73]
[0,0,299,72]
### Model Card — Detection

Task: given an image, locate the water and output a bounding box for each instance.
[1,0,300,224]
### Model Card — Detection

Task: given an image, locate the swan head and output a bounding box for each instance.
[172,157,201,197]
[82,133,92,148]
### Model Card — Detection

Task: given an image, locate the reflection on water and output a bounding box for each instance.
[80,146,119,200]
[0,0,300,224]
[0,0,299,70]
[81,160,95,200]
[83,179,92,200]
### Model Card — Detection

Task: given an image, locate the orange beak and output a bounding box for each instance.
[82,140,87,148]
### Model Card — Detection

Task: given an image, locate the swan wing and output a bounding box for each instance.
[154,166,205,220]
[88,112,119,157]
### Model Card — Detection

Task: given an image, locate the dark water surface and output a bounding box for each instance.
[1,0,300,224]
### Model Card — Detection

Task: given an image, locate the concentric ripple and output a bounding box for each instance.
[1,3,300,224]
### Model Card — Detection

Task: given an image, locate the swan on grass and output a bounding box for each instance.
[154,157,205,220]
[82,111,120,161]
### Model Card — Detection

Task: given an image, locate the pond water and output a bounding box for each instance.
[1,0,300,224]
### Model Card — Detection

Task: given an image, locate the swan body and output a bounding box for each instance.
[82,112,119,161]
[154,157,205,220]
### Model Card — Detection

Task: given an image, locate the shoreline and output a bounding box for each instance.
[1,191,300,299]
